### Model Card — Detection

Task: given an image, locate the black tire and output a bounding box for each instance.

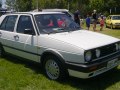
[0,44,5,58]
[43,55,67,80]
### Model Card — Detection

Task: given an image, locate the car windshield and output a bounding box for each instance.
[112,16,120,20]
[34,14,80,34]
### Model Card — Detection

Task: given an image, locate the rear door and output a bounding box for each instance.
[0,15,18,53]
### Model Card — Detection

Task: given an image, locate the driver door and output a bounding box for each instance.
[12,15,39,62]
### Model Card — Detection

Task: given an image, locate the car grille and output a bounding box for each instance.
[100,43,116,57]
[92,43,117,60]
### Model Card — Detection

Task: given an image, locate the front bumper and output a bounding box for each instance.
[113,24,120,28]
[66,51,120,78]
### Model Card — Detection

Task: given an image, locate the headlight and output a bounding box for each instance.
[95,49,101,58]
[115,43,119,51]
[115,23,119,25]
[85,51,92,62]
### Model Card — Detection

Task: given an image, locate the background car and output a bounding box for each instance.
[105,15,120,29]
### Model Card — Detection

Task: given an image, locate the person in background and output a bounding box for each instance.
[74,10,80,26]
[100,16,104,31]
[86,14,91,30]
[92,10,97,31]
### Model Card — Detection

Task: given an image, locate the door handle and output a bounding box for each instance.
[14,35,19,40]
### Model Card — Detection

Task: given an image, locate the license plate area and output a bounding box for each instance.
[107,58,118,68]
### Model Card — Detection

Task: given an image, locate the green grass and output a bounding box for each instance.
[82,23,120,38]
[0,27,120,90]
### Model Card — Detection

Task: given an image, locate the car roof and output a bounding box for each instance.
[42,9,69,12]
[2,11,64,16]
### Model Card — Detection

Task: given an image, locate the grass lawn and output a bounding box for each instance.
[0,26,120,90]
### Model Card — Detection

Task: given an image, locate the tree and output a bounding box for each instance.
[6,0,32,12]
[16,0,32,12]
[104,0,120,14]
[89,0,105,12]
[6,0,120,15]
[6,0,16,10]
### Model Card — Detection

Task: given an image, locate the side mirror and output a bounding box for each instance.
[24,28,35,35]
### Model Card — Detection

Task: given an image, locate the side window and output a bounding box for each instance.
[17,15,35,35]
[0,15,18,32]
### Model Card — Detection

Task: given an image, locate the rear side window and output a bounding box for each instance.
[0,15,18,32]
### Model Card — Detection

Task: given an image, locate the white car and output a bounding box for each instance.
[42,9,74,20]
[0,12,120,80]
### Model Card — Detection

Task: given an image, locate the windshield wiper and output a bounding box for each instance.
[53,28,65,31]
[42,28,65,34]
[42,27,80,34]
[42,29,50,34]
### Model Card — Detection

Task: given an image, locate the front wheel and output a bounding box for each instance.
[43,55,66,80]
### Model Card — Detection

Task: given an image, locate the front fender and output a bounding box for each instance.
[41,48,65,64]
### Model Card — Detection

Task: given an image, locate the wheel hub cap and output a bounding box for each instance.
[45,60,60,80]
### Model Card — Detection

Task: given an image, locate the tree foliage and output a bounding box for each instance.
[6,0,32,11]
[5,0,120,16]
[16,0,32,12]
[6,0,16,10]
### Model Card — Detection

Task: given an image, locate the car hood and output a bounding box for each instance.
[44,30,119,50]
[112,20,120,23]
